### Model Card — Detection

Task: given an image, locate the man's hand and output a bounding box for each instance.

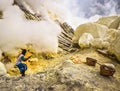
[28,55,32,59]
[24,55,32,61]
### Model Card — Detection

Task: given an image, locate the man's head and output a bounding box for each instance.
[22,49,27,55]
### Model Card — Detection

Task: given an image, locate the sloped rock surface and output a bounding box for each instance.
[108,31,120,62]
[96,16,120,29]
[0,54,120,91]
[0,62,7,76]
[55,60,120,91]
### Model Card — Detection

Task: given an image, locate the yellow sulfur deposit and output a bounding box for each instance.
[7,51,60,76]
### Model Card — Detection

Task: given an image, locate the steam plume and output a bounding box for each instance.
[0,0,61,55]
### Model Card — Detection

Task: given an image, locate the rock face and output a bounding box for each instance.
[73,23,108,44]
[96,16,120,29]
[108,31,120,62]
[95,16,120,62]
[0,62,7,76]
[73,15,120,61]
[73,23,109,49]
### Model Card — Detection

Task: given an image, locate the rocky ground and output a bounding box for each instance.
[0,48,120,91]
[0,1,120,91]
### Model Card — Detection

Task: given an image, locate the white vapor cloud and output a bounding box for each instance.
[0,0,61,55]
[0,0,13,11]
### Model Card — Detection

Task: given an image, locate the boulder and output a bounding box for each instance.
[0,62,7,76]
[73,21,120,49]
[73,23,108,44]
[91,38,109,49]
[78,33,94,48]
[96,16,120,29]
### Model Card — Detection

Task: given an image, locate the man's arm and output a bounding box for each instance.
[21,56,31,61]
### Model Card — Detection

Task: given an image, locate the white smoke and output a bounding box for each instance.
[0,0,13,11]
[22,0,103,28]
[0,0,61,55]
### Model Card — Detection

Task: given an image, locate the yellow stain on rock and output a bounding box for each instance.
[7,52,60,76]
